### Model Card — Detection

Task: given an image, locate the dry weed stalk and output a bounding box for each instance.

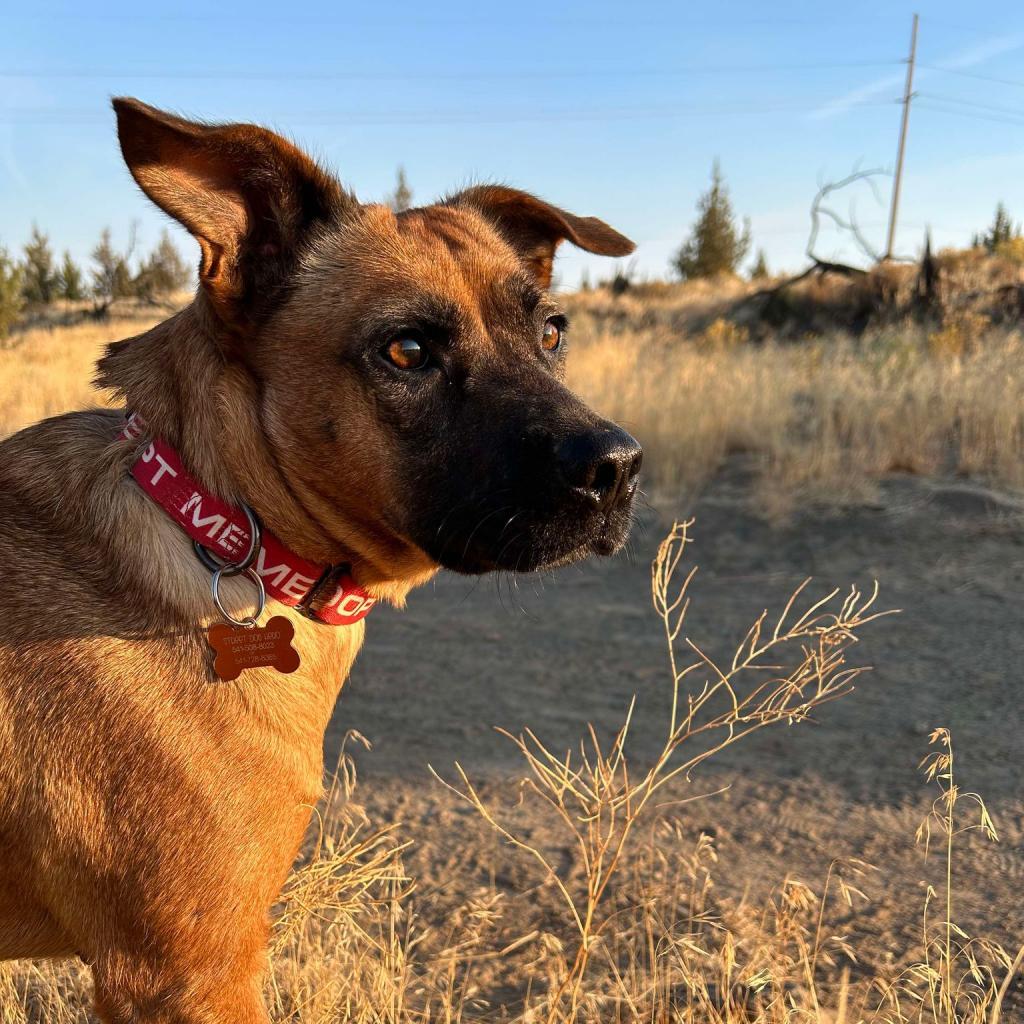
[267,736,418,1023]
[433,520,891,1022]
[866,729,1023,1024]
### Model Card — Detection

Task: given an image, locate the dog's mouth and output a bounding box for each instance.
[399,412,642,576]
[420,484,639,575]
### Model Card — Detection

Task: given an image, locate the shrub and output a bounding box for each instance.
[697,316,749,352]
[133,230,192,300]
[973,202,1020,253]
[994,235,1024,265]
[386,166,413,213]
[0,245,24,338]
[928,310,991,359]
[57,251,85,301]
[90,228,135,313]
[21,224,56,305]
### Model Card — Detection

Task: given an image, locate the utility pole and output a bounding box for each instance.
[885,12,919,260]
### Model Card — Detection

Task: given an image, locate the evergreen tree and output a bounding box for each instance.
[134,230,192,299]
[0,244,24,338]
[22,224,56,304]
[749,248,769,280]
[973,202,1020,253]
[57,251,85,301]
[672,160,751,280]
[90,228,134,312]
[387,166,413,213]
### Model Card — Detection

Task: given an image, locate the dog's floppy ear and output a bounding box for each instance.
[449,185,634,288]
[113,97,351,326]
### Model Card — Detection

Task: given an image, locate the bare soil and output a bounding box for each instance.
[326,463,1024,1006]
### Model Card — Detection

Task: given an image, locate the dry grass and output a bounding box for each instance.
[0,524,1018,1022]
[3,284,1022,520]
[565,291,1024,515]
[0,316,141,439]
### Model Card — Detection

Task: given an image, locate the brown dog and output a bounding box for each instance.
[0,98,641,1022]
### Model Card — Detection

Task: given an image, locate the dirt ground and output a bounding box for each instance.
[326,463,1024,1004]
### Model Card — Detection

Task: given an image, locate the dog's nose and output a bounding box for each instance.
[556,425,643,510]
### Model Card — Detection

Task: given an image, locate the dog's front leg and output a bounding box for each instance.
[92,958,270,1024]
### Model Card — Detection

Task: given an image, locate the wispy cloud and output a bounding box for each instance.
[0,79,48,195]
[809,71,904,121]
[939,34,1024,70]
[808,32,1024,121]
[0,127,29,194]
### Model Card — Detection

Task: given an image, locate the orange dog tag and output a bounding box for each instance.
[207,615,301,681]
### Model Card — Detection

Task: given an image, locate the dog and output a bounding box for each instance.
[0,97,641,1022]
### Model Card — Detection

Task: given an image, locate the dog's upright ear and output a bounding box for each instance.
[113,97,353,327]
[448,185,634,289]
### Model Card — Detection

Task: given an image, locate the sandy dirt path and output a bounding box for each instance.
[325,468,1024,1004]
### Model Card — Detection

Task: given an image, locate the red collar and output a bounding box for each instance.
[120,412,375,627]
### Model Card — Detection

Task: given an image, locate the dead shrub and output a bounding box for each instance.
[928,310,991,359]
[697,317,749,352]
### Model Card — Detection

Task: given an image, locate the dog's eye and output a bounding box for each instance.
[382,337,430,370]
[541,318,562,352]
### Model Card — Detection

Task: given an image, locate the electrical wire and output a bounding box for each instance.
[0,60,901,82]
[918,92,1024,119]
[915,100,1024,128]
[917,63,1024,90]
[0,98,899,128]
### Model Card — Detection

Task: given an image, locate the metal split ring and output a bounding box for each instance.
[192,503,266,627]
[210,565,267,629]
[193,503,262,574]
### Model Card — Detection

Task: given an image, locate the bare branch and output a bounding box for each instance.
[806,167,889,269]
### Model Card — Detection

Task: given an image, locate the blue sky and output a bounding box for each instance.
[3,0,1024,288]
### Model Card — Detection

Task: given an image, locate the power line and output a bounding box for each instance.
[915,100,1024,128]
[919,92,1024,118]
[917,63,1024,90]
[912,16,1024,33]
[0,98,899,128]
[0,11,912,26]
[0,59,901,82]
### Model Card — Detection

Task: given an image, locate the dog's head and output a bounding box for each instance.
[108,98,641,581]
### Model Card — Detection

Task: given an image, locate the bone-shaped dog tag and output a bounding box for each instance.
[206,615,301,681]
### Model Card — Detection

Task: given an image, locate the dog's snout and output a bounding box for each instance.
[556,426,643,510]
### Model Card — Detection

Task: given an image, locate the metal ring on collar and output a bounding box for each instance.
[211,564,266,629]
[193,503,262,575]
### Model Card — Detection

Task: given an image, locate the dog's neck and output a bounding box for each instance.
[97,297,436,606]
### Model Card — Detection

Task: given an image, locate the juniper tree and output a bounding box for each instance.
[57,251,85,301]
[0,244,24,338]
[672,160,751,280]
[22,224,56,304]
[972,202,1020,253]
[90,228,134,313]
[134,230,191,299]
[749,248,769,280]
[387,166,413,213]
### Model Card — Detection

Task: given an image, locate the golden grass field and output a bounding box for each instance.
[0,281,1022,1022]
[3,281,1021,516]
[564,284,1024,516]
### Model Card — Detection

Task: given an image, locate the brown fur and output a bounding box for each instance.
[0,99,635,1022]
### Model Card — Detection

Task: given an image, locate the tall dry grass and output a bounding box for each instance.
[0,317,139,439]
[565,292,1024,515]
[3,287,1022,520]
